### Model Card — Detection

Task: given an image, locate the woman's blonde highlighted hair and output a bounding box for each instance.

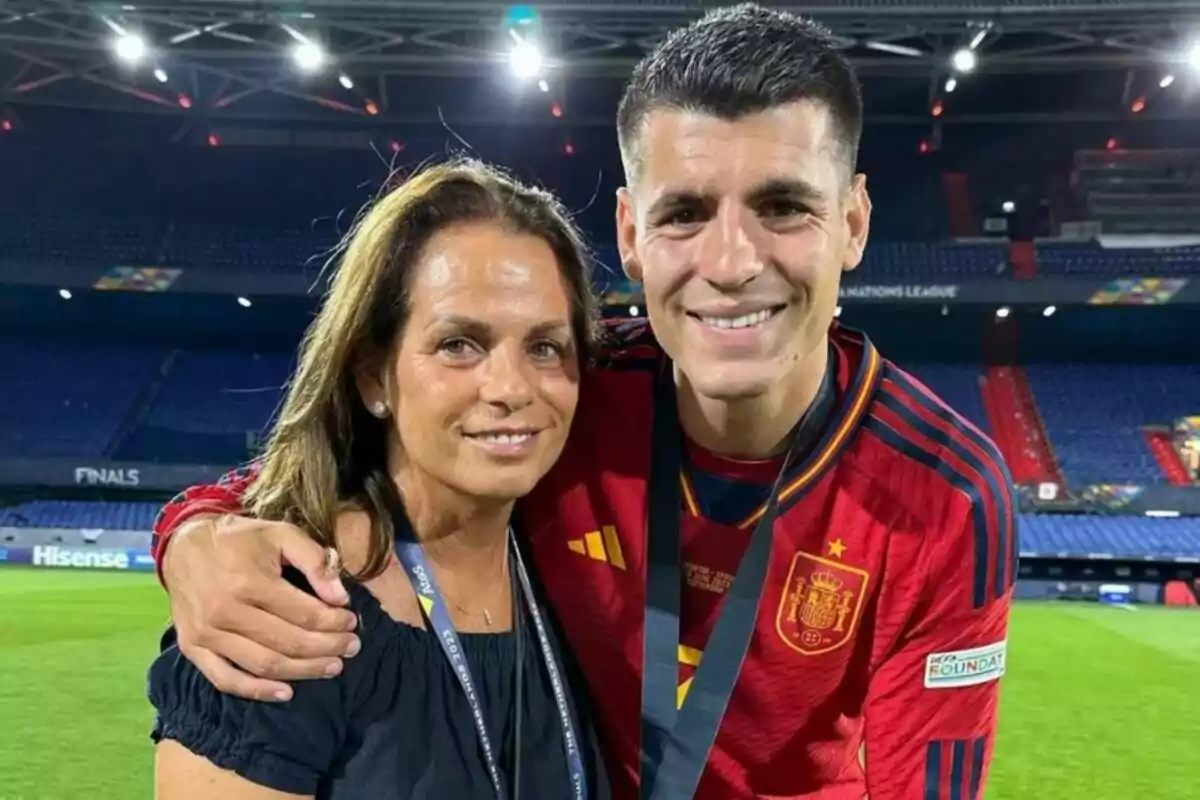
[245,158,597,580]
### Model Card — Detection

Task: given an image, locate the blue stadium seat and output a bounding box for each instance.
[159,222,336,274]
[6,501,1197,561]
[0,340,166,457]
[0,212,165,268]
[117,350,294,463]
[0,213,335,274]
[0,499,160,530]
[847,242,1010,282]
[1018,513,1200,559]
[1036,242,1200,277]
[1025,364,1200,486]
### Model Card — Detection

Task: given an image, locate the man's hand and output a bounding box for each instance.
[162,514,360,702]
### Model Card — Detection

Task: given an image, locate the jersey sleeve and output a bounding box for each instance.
[862,478,1015,800]
[151,463,259,586]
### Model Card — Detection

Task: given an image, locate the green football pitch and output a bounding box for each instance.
[1,568,1196,799]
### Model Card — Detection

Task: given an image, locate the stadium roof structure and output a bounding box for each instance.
[2,0,1200,127]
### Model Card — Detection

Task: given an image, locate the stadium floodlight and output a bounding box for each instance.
[1002,200,1015,213]
[1043,305,1057,317]
[944,77,958,93]
[537,78,549,93]
[112,33,148,65]
[237,296,252,308]
[629,305,640,317]
[59,289,72,300]
[338,74,353,90]
[509,40,543,80]
[1188,42,1200,72]
[863,41,924,58]
[1160,74,1175,88]
[292,41,326,73]
[995,306,1011,319]
[153,68,168,83]
[951,48,977,74]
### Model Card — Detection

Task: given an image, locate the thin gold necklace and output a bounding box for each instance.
[422,538,510,627]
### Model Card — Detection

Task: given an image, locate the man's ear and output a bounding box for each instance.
[615,187,643,283]
[842,173,871,273]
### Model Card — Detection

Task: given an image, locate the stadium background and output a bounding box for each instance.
[1,1,1197,797]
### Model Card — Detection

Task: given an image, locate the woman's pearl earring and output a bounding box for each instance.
[370,401,388,418]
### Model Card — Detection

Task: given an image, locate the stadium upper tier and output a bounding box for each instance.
[1,210,1015,278]
[3,500,1197,560]
[0,212,337,274]
[7,211,1200,280]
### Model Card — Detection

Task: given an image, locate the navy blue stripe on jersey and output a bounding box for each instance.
[924,741,942,800]
[924,739,978,800]
[969,737,985,799]
[877,380,1014,602]
[886,367,1018,595]
[884,368,1014,497]
[864,414,990,609]
[949,739,966,800]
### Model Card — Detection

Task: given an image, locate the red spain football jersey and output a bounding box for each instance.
[154,322,1015,800]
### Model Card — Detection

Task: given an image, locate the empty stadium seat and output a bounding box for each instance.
[0,340,166,457]
[1036,242,1200,277]
[1025,364,1200,486]
[116,350,294,464]
[0,212,165,268]
[158,222,337,273]
[847,242,1010,282]
[0,213,336,274]
[1018,513,1200,559]
[5,500,1198,562]
[0,499,160,530]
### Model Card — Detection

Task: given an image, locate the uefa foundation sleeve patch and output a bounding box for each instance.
[924,641,1007,689]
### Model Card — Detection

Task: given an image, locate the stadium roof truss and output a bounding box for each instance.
[1,0,1199,125]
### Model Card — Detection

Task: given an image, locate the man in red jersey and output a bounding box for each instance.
[150,6,1015,799]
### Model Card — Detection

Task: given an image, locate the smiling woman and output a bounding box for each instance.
[147,159,603,800]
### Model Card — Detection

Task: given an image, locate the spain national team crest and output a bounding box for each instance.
[776,550,870,656]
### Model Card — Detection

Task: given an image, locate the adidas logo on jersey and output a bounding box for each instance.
[567,525,626,570]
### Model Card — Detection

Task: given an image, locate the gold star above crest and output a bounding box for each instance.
[827,538,847,558]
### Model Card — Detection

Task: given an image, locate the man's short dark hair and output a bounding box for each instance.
[616,3,863,179]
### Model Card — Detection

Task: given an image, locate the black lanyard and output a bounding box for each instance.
[639,355,837,800]
[393,511,587,800]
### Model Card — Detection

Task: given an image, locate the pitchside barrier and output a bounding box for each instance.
[0,527,153,572]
